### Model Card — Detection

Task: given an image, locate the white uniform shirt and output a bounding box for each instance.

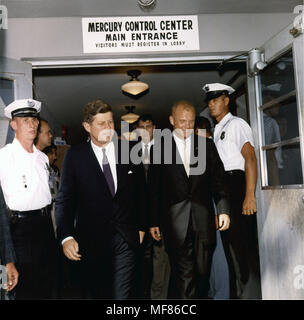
[0,138,52,211]
[213,113,255,171]
[91,140,118,193]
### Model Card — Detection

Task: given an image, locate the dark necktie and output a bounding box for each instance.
[143,144,149,181]
[102,148,115,197]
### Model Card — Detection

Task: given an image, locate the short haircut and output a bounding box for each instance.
[37,118,49,133]
[34,118,49,145]
[137,114,155,125]
[42,143,57,155]
[82,99,112,123]
[171,100,195,116]
[195,116,212,131]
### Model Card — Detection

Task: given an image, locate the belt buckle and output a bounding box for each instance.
[41,206,49,217]
[41,208,46,216]
[9,212,19,224]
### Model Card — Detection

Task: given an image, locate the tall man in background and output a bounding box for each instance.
[34,118,53,151]
[204,83,261,299]
[136,114,171,299]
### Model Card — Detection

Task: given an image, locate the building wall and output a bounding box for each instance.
[0,13,295,60]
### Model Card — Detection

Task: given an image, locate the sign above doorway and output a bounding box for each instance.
[82,15,200,53]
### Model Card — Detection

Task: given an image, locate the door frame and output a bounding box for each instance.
[247,22,304,299]
[0,57,33,146]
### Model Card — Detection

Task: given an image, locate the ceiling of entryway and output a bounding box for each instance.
[3,0,301,18]
[33,62,246,144]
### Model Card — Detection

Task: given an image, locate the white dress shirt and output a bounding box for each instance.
[91,140,117,193]
[173,132,192,176]
[0,138,52,211]
[213,112,255,171]
[141,139,154,163]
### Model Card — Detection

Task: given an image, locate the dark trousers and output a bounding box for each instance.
[71,230,136,299]
[220,170,262,299]
[10,215,57,300]
[150,239,170,299]
[167,214,214,299]
[136,234,171,300]
[136,233,153,299]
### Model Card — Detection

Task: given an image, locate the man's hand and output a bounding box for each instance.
[218,214,230,231]
[5,262,19,292]
[63,238,82,261]
[150,227,162,241]
[139,231,145,244]
[242,195,257,215]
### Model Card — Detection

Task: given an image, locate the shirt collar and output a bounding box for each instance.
[13,138,39,156]
[173,132,192,145]
[91,140,114,154]
[142,139,154,148]
[216,112,233,127]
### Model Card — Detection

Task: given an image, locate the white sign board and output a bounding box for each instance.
[82,15,200,53]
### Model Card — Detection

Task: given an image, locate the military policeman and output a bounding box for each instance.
[0,99,57,300]
[203,83,261,299]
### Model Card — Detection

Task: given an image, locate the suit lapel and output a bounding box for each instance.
[189,134,204,192]
[86,141,109,188]
[115,140,124,197]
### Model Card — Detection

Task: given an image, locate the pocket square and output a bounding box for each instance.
[128,170,133,174]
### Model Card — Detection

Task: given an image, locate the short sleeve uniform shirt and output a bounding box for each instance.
[213,112,255,172]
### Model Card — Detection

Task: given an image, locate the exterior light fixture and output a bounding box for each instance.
[138,0,156,10]
[121,70,149,96]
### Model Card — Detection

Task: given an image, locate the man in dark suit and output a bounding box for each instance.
[55,100,146,299]
[135,114,171,299]
[0,185,19,295]
[149,100,230,299]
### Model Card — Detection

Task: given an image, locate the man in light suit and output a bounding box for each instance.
[0,185,19,296]
[149,100,230,299]
[55,99,146,299]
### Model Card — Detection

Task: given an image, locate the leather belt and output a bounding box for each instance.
[225,169,244,176]
[8,205,51,221]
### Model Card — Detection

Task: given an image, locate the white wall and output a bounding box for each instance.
[0,13,295,60]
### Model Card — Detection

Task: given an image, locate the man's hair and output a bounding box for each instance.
[42,143,57,155]
[137,114,155,125]
[171,100,195,116]
[37,118,48,133]
[34,118,48,145]
[82,99,112,123]
[195,116,212,131]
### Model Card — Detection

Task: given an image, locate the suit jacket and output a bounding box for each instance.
[0,186,16,265]
[137,142,154,232]
[149,134,229,249]
[55,140,146,260]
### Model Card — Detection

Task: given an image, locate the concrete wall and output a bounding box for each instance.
[0,13,295,60]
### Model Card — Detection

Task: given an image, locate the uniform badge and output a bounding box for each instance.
[220,131,225,140]
[22,175,27,188]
